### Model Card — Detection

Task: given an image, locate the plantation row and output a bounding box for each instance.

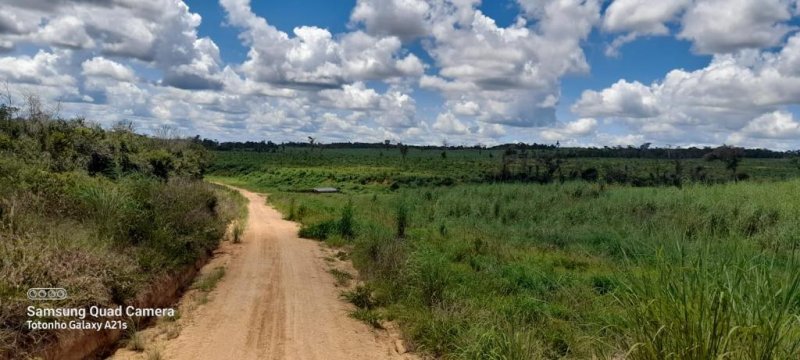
[210,149,800,193]
[0,104,245,357]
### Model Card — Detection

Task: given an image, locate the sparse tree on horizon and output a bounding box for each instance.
[398,143,409,161]
[704,145,744,180]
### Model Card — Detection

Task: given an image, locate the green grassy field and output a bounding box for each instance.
[210,148,800,192]
[212,149,800,359]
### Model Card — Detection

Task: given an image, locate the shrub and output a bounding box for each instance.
[232,221,245,243]
[396,202,408,238]
[0,102,236,357]
[126,331,145,352]
[338,200,355,239]
[342,285,376,310]
[87,149,115,176]
[299,219,337,240]
[350,308,383,329]
[286,198,296,220]
[580,167,599,182]
[146,150,174,181]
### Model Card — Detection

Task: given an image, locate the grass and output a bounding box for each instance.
[232,221,245,243]
[222,186,249,244]
[209,149,800,192]
[329,268,353,287]
[343,284,383,328]
[145,347,163,360]
[161,310,180,323]
[197,293,210,305]
[164,324,180,340]
[351,308,384,329]
[126,332,145,352]
[210,146,800,359]
[619,248,800,360]
[216,168,800,359]
[192,266,227,307]
[192,267,226,293]
[342,285,377,310]
[0,112,242,356]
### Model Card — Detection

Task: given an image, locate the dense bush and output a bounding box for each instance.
[0,103,210,181]
[0,102,243,357]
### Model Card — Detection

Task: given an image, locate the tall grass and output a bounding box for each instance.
[0,174,240,355]
[619,248,800,360]
[298,198,356,241]
[0,172,239,356]
[258,180,800,359]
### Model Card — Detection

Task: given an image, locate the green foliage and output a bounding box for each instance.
[342,285,377,310]
[619,249,800,360]
[339,199,355,239]
[0,107,237,356]
[395,201,408,239]
[211,141,800,359]
[328,268,353,287]
[350,308,383,329]
[298,200,356,240]
[0,108,211,180]
[192,267,226,293]
[704,145,745,179]
[255,180,800,359]
[299,219,338,240]
[209,149,800,193]
[146,149,175,181]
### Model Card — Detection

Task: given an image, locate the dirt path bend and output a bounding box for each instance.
[112,187,412,360]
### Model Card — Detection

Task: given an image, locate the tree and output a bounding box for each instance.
[25,94,45,121]
[113,119,135,133]
[536,153,563,183]
[704,145,744,180]
[0,104,18,121]
[307,136,316,152]
[398,143,409,161]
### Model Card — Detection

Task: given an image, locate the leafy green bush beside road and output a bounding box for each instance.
[0,102,243,357]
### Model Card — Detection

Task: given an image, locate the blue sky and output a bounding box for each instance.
[1,0,800,149]
[187,0,712,117]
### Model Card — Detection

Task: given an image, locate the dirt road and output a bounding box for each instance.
[111,188,411,360]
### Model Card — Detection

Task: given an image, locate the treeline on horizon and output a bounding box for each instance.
[195,137,798,159]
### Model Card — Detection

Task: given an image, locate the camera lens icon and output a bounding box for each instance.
[27,288,67,300]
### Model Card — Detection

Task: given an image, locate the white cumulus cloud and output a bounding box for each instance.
[572,32,800,146]
[602,0,797,56]
[82,57,135,82]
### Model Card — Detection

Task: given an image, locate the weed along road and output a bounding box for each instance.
[125,187,410,360]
